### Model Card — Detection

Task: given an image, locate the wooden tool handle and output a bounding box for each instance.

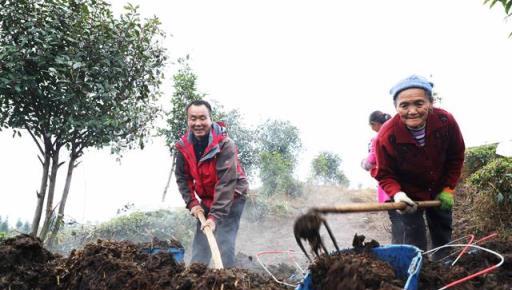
[313,200,441,214]
[197,211,224,269]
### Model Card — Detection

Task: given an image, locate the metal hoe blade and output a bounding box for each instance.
[293,211,340,262]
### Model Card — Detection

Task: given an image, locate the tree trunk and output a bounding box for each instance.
[39,145,61,240]
[31,139,51,237]
[48,152,78,248]
[161,151,176,202]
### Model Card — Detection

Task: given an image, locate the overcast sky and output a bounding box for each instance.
[1,0,512,225]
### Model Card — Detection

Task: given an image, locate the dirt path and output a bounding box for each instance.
[235,187,391,266]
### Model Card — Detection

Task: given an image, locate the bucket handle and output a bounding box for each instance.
[408,255,422,275]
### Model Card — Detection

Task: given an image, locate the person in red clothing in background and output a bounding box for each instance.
[372,75,465,260]
[175,100,249,267]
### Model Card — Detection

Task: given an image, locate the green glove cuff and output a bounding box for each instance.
[437,191,454,210]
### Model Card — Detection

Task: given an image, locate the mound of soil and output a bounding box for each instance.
[1,235,289,290]
[171,263,289,290]
[308,235,403,290]
[140,236,184,249]
[59,239,184,289]
[61,239,288,290]
[0,234,59,290]
[310,251,403,290]
[420,238,512,290]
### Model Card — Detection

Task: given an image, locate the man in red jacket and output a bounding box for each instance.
[175,100,249,267]
[372,75,465,260]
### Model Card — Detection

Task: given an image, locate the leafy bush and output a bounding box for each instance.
[466,158,512,235]
[462,143,500,179]
[91,209,194,242]
[310,151,349,187]
[51,209,195,254]
[243,193,293,222]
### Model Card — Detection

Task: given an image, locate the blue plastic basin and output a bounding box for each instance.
[296,245,423,290]
[143,247,185,263]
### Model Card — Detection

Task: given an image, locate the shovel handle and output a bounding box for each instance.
[313,200,441,214]
[197,211,224,269]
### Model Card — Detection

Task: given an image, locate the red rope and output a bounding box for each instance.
[474,232,498,245]
[440,265,498,290]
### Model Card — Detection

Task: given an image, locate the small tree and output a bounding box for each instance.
[160,56,204,202]
[212,104,259,177]
[0,0,166,243]
[311,151,349,187]
[257,119,301,158]
[257,119,302,196]
[259,151,295,196]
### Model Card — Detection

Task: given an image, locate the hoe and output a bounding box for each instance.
[294,200,441,261]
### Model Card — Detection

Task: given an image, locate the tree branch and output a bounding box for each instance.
[25,126,45,156]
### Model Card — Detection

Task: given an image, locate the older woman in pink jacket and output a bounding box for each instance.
[362,110,404,244]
